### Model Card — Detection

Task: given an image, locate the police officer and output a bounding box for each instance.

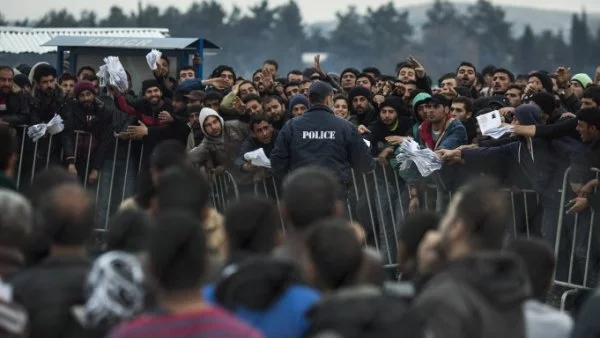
[271,80,374,191]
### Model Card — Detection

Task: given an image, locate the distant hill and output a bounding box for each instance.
[308,3,600,39]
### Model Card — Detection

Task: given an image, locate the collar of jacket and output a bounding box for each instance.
[305,104,335,115]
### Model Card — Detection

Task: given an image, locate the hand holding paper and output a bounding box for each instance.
[146,49,162,71]
[243,148,271,168]
[395,139,443,177]
[476,110,513,139]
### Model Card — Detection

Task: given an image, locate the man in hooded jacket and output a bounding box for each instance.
[188,108,250,183]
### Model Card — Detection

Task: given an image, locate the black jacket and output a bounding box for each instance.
[234,129,279,171]
[69,99,115,170]
[414,253,530,338]
[0,91,30,126]
[10,254,91,338]
[271,104,374,183]
[29,88,74,161]
[367,117,413,157]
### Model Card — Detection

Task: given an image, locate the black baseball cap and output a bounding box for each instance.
[423,94,450,107]
[308,80,333,97]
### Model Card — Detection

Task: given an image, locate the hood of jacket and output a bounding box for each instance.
[444,252,530,309]
[514,104,541,126]
[215,256,305,311]
[199,107,225,144]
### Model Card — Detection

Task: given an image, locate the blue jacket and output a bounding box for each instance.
[203,284,319,338]
[270,104,374,183]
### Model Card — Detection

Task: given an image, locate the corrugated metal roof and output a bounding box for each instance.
[0,27,170,54]
[42,36,220,50]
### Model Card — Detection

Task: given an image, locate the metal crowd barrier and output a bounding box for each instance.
[12,125,600,305]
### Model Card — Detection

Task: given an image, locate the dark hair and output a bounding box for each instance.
[38,184,94,246]
[211,65,236,81]
[262,94,284,106]
[493,68,515,82]
[107,209,153,253]
[333,94,349,105]
[362,67,381,79]
[76,66,95,78]
[456,61,477,74]
[243,93,262,105]
[305,219,363,291]
[0,125,16,170]
[249,115,271,131]
[58,73,76,84]
[398,211,441,262]
[287,70,302,78]
[577,107,600,129]
[204,91,223,103]
[159,55,170,66]
[263,59,279,71]
[452,96,473,113]
[224,196,279,255]
[178,65,195,75]
[33,64,57,82]
[453,177,508,250]
[149,140,188,172]
[284,81,301,92]
[157,166,211,218]
[282,166,341,230]
[150,211,206,291]
[238,80,256,90]
[357,73,376,86]
[301,79,312,86]
[506,238,555,302]
[0,65,14,74]
[506,84,524,93]
[481,65,497,76]
[82,74,98,83]
[396,61,414,72]
[583,86,600,105]
[25,166,78,207]
[438,73,457,87]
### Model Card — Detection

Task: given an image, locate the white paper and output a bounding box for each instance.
[27,114,64,142]
[395,139,443,177]
[97,56,128,93]
[363,138,371,147]
[146,49,162,71]
[476,110,513,139]
[243,148,271,168]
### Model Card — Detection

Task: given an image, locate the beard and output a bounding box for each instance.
[43,87,54,97]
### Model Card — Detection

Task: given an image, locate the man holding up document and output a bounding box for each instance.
[234,116,278,193]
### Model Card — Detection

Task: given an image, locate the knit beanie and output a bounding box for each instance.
[73,80,96,97]
[141,79,160,94]
[528,92,557,115]
[347,86,371,103]
[528,72,554,93]
[381,96,407,116]
[289,94,310,110]
[571,73,593,89]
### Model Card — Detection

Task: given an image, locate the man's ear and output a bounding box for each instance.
[466,111,472,119]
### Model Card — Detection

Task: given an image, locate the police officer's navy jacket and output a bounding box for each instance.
[271,104,374,183]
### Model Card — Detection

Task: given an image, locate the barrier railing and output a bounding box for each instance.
[11,126,599,303]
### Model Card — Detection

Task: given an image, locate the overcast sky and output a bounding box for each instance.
[3,0,600,22]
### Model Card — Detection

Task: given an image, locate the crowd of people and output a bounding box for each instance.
[1,51,600,337]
